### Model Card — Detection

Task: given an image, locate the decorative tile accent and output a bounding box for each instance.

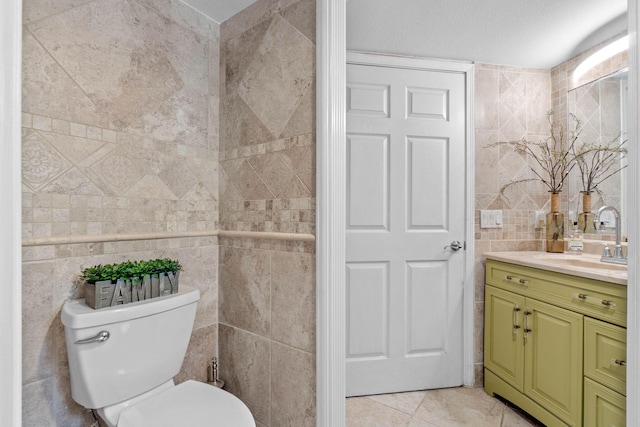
[22,132,71,191]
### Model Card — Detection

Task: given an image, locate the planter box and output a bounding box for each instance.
[84,271,180,310]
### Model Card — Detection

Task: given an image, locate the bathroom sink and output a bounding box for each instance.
[484,251,627,286]
[528,253,627,272]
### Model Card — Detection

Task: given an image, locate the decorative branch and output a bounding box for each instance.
[572,133,627,194]
[489,110,580,196]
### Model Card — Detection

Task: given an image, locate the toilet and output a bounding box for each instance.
[61,285,255,427]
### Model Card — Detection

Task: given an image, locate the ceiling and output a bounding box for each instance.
[182,0,627,69]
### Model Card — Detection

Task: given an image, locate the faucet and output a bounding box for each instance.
[596,205,626,265]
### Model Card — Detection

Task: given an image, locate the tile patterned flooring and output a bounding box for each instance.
[346,387,545,427]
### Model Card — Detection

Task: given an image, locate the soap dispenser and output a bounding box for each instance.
[568,221,583,255]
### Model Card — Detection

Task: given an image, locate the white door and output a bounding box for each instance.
[345,58,467,396]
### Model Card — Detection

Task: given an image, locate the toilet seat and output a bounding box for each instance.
[117,380,255,427]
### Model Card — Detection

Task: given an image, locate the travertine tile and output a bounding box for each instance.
[346,396,413,427]
[219,324,271,425]
[271,343,315,426]
[22,261,56,383]
[238,15,314,138]
[413,387,504,427]
[367,391,427,416]
[175,324,218,385]
[23,0,87,23]
[280,0,316,43]
[23,377,56,426]
[22,132,71,191]
[21,31,108,128]
[271,251,315,352]
[219,246,271,336]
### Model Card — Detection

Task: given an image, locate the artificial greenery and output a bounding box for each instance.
[80,258,182,284]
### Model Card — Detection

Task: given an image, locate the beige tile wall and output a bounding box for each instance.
[473,63,551,385]
[21,0,220,424]
[218,0,316,426]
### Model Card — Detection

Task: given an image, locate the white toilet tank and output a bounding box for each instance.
[61,286,200,409]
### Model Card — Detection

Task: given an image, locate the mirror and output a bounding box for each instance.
[567,68,628,238]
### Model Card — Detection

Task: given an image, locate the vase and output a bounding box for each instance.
[577,191,596,234]
[546,192,565,253]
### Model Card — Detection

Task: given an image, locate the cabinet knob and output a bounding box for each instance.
[612,358,626,366]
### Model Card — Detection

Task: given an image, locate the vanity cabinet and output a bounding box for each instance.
[484,259,627,427]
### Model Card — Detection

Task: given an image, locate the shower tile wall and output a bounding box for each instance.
[473,64,552,385]
[21,0,220,424]
[218,1,316,426]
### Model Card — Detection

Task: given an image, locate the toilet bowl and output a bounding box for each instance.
[116,380,254,427]
[61,285,255,426]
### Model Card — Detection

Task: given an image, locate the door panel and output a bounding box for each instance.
[346,59,468,396]
[407,136,448,229]
[346,262,389,358]
[346,134,389,230]
[406,261,447,354]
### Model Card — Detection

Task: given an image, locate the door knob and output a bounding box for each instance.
[444,241,463,251]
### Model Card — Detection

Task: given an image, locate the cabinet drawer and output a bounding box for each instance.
[486,260,626,327]
[585,317,627,395]
[584,378,626,427]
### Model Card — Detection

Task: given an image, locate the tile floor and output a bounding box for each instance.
[346,387,545,426]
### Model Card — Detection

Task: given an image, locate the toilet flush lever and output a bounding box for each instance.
[75,330,110,344]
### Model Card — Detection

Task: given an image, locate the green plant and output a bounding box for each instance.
[80,258,182,283]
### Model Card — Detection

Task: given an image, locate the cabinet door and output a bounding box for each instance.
[484,286,525,391]
[584,378,626,427]
[524,298,583,427]
[584,317,626,396]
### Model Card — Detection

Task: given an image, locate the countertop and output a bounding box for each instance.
[483,251,627,286]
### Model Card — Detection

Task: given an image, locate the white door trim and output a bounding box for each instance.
[0,0,22,425]
[626,1,639,425]
[316,0,346,426]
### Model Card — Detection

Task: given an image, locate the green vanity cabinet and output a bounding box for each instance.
[485,286,583,426]
[484,259,627,427]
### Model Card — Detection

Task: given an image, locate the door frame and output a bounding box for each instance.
[0,0,22,425]
[315,1,475,417]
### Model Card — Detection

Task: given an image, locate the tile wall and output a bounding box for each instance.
[474,34,629,387]
[473,63,552,385]
[218,1,316,426]
[21,0,220,424]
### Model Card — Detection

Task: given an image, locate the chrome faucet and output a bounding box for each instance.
[596,205,626,265]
